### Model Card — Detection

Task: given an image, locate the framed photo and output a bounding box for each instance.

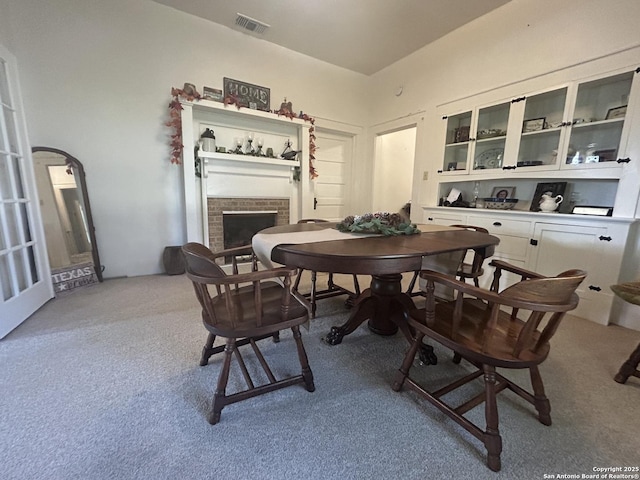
[530,181,567,212]
[447,162,457,171]
[491,186,516,199]
[594,148,617,163]
[202,86,223,102]
[522,117,545,133]
[454,126,470,143]
[606,105,627,120]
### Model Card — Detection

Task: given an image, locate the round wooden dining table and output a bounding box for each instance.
[255,222,500,348]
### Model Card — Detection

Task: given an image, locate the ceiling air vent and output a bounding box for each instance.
[235,13,270,35]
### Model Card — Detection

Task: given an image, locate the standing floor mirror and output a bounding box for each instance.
[32,147,102,294]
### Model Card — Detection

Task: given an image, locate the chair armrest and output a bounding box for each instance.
[188,266,298,286]
[420,269,503,303]
[420,269,557,311]
[489,259,544,280]
[210,244,254,260]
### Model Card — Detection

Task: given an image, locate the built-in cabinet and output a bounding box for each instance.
[421,207,635,326]
[435,66,640,217]
[424,61,640,329]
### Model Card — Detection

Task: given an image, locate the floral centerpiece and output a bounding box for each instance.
[336,212,420,236]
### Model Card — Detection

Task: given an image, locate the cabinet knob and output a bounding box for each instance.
[437,169,443,173]
[492,222,502,227]
[427,217,434,221]
[502,165,516,170]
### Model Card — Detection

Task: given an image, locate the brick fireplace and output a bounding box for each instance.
[207,197,290,253]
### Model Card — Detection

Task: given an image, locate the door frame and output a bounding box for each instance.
[313,118,363,215]
[369,112,425,213]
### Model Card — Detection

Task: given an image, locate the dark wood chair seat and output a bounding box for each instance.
[394,259,586,472]
[182,242,315,425]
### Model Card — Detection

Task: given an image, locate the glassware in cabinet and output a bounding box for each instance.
[472,101,510,172]
[562,70,634,168]
[442,111,473,172]
[516,86,569,169]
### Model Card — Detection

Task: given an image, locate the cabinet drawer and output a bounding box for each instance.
[467,215,531,237]
[422,211,466,225]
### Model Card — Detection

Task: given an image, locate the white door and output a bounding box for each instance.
[0,45,52,338]
[313,130,352,221]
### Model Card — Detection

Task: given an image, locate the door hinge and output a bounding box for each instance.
[530,239,538,246]
[589,285,602,292]
[599,236,612,241]
[313,197,318,210]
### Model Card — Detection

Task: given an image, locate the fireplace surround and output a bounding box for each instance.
[207,197,289,254]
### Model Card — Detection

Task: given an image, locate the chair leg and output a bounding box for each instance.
[208,338,235,425]
[292,326,315,392]
[200,332,216,366]
[529,365,551,426]
[272,331,280,343]
[310,271,318,318]
[393,333,425,391]
[483,364,503,472]
[614,342,640,384]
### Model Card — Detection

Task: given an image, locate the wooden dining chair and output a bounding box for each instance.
[393,259,586,471]
[182,242,315,424]
[405,224,491,297]
[449,224,490,287]
[611,280,640,384]
[293,219,361,317]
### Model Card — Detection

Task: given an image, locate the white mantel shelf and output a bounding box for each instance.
[199,150,300,168]
[183,98,309,127]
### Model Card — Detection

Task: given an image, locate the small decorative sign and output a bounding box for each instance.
[202,86,223,102]
[223,77,270,111]
[51,261,99,295]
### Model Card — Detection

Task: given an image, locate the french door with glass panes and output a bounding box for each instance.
[0,44,52,338]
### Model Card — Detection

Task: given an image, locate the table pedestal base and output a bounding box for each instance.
[324,274,438,365]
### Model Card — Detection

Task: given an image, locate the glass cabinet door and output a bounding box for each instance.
[472,101,510,172]
[516,86,569,168]
[442,111,472,172]
[563,71,633,168]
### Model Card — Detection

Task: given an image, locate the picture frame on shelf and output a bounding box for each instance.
[491,186,516,199]
[202,86,223,102]
[530,181,567,212]
[454,126,470,143]
[447,162,458,171]
[594,149,617,163]
[606,105,627,120]
[522,117,545,133]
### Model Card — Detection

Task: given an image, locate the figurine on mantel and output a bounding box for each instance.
[280,139,300,160]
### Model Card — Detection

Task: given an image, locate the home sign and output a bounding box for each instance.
[223,77,270,111]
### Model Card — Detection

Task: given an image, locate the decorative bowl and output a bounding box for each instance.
[483,198,519,210]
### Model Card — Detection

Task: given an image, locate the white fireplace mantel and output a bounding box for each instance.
[180,99,314,243]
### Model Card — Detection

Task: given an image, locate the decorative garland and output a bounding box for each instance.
[167,87,201,165]
[336,212,420,236]
[168,87,318,178]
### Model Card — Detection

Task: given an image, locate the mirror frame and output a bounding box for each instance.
[32,147,103,282]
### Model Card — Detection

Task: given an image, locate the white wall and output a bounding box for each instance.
[0,0,370,277]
